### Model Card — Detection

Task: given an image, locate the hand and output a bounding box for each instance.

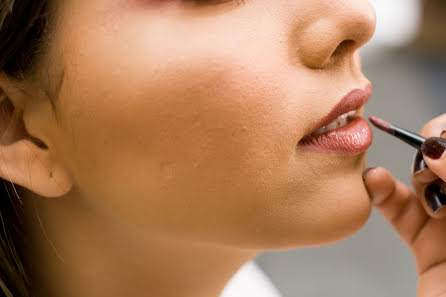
[363,114,446,297]
[414,114,446,218]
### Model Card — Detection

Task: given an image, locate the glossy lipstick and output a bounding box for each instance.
[297,84,373,155]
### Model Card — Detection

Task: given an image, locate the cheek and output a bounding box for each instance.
[57,7,305,185]
[57,39,310,237]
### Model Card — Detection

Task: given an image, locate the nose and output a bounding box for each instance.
[294,0,376,69]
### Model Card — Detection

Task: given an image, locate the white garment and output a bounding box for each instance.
[220,261,282,297]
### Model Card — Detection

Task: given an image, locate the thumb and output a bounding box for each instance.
[421,136,446,182]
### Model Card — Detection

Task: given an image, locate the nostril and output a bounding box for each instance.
[330,40,356,59]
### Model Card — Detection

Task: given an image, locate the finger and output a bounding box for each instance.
[417,263,446,297]
[363,167,429,248]
[419,113,446,140]
[410,212,446,278]
[418,114,446,182]
[421,136,446,181]
[412,150,438,184]
[365,167,446,278]
[411,150,446,218]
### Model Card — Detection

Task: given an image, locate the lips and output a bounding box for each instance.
[297,83,373,155]
[304,83,372,137]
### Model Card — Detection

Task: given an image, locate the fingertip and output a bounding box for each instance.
[363,166,389,185]
[421,154,446,182]
[362,166,377,182]
[419,114,446,139]
[362,167,396,205]
[412,167,438,184]
[421,137,446,161]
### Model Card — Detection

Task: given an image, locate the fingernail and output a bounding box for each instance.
[441,130,446,139]
[421,137,446,160]
[413,150,428,176]
[362,167,376,182]
[425,183,446,213]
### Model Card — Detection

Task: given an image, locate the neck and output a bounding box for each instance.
[22,189,258,297]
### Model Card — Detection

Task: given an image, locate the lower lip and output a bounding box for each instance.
[297,116,373,155]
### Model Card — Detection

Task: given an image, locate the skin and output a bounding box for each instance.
[0,0,405,296]
[364,113,446,297]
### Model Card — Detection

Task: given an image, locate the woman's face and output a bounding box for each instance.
[33,0,376,248]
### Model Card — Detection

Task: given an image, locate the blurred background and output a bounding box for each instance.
[255,0,446,296]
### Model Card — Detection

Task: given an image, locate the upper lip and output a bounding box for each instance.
[304,83,372,136]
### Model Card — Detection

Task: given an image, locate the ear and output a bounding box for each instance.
[0,72,73,198]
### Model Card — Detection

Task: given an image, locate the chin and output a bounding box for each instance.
[312,186,372,247]
[313,173,373,246]
[241,172,373,251]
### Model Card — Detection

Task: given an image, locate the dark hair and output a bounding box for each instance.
[0,0,50,78]
[0,0,51,296]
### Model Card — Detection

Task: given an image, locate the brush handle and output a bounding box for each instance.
[391,125,426,150]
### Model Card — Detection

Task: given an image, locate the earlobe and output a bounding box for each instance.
[0,137,73,198]
[0,73,73,198]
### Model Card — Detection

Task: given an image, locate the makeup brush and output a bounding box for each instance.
[369,116,426,150]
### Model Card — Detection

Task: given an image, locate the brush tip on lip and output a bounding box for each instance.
[369,116,392,132]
